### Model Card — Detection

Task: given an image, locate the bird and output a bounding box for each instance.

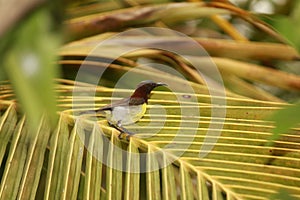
[81,80,167,138]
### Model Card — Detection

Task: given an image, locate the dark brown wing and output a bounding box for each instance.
[80,97,145,115]
[98,97,145,111]
[128,97,146,105]
[96,97,131,111]
[79,98,130,115]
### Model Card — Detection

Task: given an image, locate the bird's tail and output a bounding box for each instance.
[79,110,96,115]
[79,106,109,115]
[79,108,103,115]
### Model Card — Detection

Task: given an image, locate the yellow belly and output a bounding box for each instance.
[106,103,147,126]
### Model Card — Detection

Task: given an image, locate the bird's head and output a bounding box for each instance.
[130,80,167,104]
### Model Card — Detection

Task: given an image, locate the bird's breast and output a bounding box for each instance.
[106,103,147,125]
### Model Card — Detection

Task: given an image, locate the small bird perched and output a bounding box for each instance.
[81,80,167,137]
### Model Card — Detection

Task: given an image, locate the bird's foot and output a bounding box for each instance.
[117,128,135,141]
[118,132,132,141]
[109,122,135,141]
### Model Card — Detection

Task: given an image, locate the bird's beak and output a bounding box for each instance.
[156,82,168,87]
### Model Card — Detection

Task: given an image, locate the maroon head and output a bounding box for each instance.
[130,80,167,104]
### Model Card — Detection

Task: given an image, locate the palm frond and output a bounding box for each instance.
[1,1,300,200]
[1,78,300,199]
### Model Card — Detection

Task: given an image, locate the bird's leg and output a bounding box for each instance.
[108,121,135,140]
[116,121,135,135]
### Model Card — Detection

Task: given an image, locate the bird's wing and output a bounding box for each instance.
[80,97,145,115]
[96,97,131,112]
[128,97,146,105]
[80,98,130,115]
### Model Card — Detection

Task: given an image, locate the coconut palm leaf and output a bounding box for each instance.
[1,77,300,199]
[1,1,300,200]
[60,33,300,102]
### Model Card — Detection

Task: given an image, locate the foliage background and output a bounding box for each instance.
[0,0,300,199]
